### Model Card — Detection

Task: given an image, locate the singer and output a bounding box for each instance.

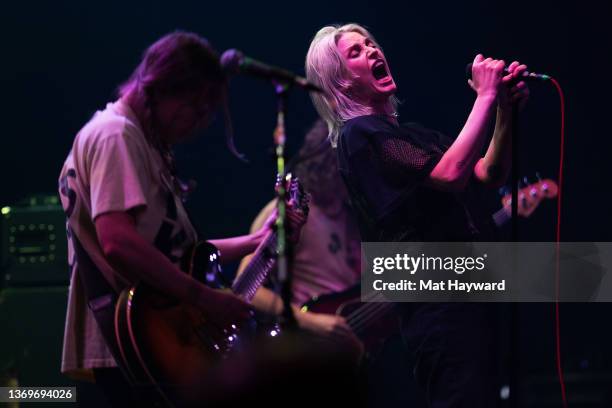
[305,23,529,406]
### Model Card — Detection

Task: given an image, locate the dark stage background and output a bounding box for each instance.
[1,0,611,406]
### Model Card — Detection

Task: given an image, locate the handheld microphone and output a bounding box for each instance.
[221,49,323,92]
[465,63,550,81]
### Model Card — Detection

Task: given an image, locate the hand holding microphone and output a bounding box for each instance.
[499,60,531,111]
[467,54,507,100]
[467,54,535,111]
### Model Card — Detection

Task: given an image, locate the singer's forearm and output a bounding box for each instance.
[475,107,513,187]
[427,94,497,191]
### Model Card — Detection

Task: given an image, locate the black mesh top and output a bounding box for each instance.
[337,114,487,242]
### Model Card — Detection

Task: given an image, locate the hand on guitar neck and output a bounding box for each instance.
[257,197,308,244]
[202,197,307,328]
[208,175,308,267]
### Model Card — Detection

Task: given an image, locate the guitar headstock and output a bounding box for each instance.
[276,173,310,217]
[501,177,558,218]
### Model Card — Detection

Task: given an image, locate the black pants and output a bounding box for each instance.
[401,303,498,408]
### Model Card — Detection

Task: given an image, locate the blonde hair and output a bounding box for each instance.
[305,23,398,147]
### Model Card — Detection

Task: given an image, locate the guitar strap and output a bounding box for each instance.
[71,233,133,384]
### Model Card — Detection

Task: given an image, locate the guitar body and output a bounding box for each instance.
[302,284,361,315]
[114,242,251,406]
[302,285,400,354]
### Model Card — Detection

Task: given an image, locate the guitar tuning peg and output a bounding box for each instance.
[522,176,530,186]
[534,172,549,192]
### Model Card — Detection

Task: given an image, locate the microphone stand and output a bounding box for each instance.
[509,104,519,408]
[511,105,519,242]
[271,81,297,330]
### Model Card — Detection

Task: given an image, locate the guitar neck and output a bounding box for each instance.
[231,231,278,302]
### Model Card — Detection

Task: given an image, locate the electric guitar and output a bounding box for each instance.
[113,174,309,406]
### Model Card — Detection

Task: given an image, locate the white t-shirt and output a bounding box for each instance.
[58,100,197,380]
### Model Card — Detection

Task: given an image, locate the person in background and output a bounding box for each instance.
[237,119,362,344]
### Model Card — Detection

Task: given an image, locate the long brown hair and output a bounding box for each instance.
[119,31,243,164]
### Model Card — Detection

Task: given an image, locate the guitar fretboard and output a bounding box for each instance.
[232,232,278,302]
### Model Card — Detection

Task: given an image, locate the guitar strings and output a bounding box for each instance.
[345,291,395,333]
[349,302,395,333]
[349,303,393,327]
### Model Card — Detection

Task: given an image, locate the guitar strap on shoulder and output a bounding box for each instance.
[71,232,133,384]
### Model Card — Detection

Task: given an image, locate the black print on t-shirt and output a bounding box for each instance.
[328,232,341,254]
[66,224,76,279]
[154,193,189,264]
[59,169,77,218]
[59,169,78,279]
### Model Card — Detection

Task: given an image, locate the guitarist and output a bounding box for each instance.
[238,119,363,346]
[58,32,302,406]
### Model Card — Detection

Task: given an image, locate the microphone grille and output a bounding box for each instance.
[220,49,244,74]
[465,63,474,78]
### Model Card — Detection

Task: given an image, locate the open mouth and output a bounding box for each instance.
[372,60,390,81]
